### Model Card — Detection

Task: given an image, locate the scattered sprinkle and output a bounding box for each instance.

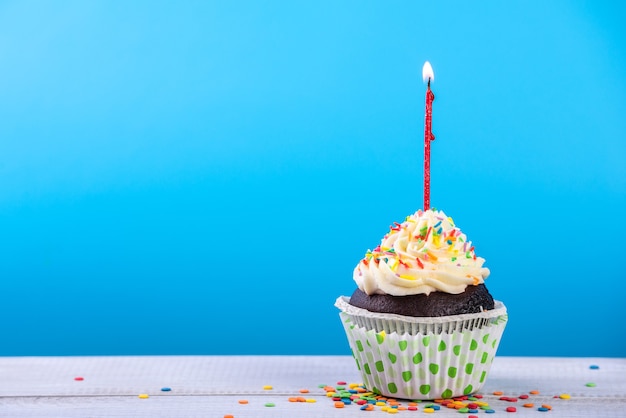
[423,407,435,413]
[262,385,273,390]
[559,393,571,400]
[541,404,552,410]
[506,406,517,412]
[161,387,171,392]
[523,403,534,408]
[74,377,84,381]
[590,365,600,369]
[224,415,234,418]
[586,382,596,387]
[264,402,275,407]
[538,407,550,412]
[529,390,540,395]
[238,400,248,404]
[493,391,504,396]
[138,394,149,399]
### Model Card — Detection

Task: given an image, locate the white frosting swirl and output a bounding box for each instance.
[353,209,489,296]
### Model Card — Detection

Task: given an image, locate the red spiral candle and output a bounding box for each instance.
[422,61,435,210]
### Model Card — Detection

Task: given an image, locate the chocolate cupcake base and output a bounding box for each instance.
[349,284,494,317]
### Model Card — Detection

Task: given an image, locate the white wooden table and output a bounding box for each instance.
[0,356,624,417]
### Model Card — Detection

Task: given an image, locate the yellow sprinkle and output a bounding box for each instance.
[559,393,571,400]
[387,408,399,414]
[424,407,435,413]
[476,401,488,406]
[263,385,273,390]
[349,383,360,388]
[138,394,149,399]
[381,406,389,412]
[427,251,438,261]
[399,274,416,280]
[326,392,335,397]
[306,399,316,403]
[376,402,387,406]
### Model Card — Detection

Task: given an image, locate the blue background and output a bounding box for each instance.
[1,1,625,357]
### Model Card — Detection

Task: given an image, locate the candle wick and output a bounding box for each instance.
[427,78,431,88]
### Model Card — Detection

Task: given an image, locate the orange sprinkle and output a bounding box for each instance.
[296,397,306,402]
[288,397,298,402]
[238,400,248,404]
[523,403,534,408]
[299,389,309,394]
[542,404,552,410]
[529,390,540,395]
[493,391,504,396]
[224,415,234,418]
[408,402,418,406]
[334,401,345,408]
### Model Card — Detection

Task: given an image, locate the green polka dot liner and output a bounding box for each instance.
[335,296,508,400]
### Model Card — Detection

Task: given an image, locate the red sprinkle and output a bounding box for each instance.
[408,406,418,411]
[74,377,84,381]
[506,407,517,412]
[519,394,529,399]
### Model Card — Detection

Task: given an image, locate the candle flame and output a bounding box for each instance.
[422,61,434,84]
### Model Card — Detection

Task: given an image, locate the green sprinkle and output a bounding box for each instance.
[265,403,275,407]
[586,382,596,387]
[451,257,457,261]
[466,251,471,258]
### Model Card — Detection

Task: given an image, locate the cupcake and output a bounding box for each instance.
[336,208,507,400]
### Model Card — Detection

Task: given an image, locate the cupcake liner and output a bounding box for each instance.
[335,296,508,400]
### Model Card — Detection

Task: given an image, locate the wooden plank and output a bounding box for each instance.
[0,356,624,417]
